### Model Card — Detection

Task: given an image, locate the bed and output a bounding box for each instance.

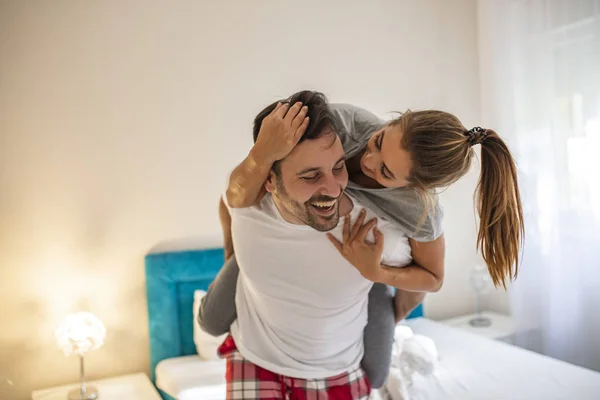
[145,248,600,400]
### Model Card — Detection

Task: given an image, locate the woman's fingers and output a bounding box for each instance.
[357,218,378,243]
[327,233,343,253]
[349,209,366,242]
[274,102,291,119]
[295,116,310,141]
[283,101,303,124]
[342,215,351,242]
[291,105,308,130]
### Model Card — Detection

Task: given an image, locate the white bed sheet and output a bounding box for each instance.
[399,318,600,400]
[156,318,600,399]
[155,355,226,400]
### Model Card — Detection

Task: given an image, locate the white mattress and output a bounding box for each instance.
[401,318,600,400]
[155,356,226,400]
[156,318,600,399]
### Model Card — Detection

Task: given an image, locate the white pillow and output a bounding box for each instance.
[193,290,228,360]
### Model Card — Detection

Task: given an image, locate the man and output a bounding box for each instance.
[206,91,422,399]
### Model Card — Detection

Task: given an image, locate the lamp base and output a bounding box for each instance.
[469,316,492,327]
[68,386,98,400]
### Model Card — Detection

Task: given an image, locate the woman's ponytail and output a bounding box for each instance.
[476,130,524,288]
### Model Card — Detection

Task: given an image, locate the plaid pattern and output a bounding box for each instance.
[218,335,371,400]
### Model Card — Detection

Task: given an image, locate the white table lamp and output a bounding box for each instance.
[469,265,492,327]
[55,312,106,400]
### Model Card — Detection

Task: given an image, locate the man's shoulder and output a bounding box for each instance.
[227,192,275,216]
[347,193,406,237]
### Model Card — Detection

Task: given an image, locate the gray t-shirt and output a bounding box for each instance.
[330,103,444,242]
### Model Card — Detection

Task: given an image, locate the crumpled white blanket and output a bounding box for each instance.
[374,325,439,400]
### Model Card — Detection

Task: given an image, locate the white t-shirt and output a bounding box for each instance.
[225,192,411,379]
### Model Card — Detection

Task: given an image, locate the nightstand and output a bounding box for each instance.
[439,311,516,341]
[32,373,161,400]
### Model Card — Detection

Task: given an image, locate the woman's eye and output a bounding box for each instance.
[380,165,389,179]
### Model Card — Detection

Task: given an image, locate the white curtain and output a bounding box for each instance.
[478,0,600,371]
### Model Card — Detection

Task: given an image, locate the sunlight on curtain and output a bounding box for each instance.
[478,0,600,371]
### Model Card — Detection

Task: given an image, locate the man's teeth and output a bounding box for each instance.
[312,200,336,208]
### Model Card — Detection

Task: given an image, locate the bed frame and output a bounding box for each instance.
[145,247,423,399]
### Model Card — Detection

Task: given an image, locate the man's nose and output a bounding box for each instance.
[320,173,342,198]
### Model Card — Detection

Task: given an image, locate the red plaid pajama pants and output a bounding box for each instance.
[218,335,371,400]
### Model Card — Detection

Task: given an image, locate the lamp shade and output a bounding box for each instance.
[55,312,106,356]
[469,264,491,294]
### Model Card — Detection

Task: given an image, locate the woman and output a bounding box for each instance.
[201,90,524,387]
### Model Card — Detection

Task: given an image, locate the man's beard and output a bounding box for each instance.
[274,175,344,232]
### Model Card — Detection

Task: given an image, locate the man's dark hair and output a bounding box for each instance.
[252,90,338,144]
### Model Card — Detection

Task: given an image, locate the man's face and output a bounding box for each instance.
[266,131,348,232]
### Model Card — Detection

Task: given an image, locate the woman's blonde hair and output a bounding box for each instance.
[391,110,524,288]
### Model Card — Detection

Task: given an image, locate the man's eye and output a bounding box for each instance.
[301,175,319,181]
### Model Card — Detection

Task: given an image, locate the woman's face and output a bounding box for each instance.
[360,123,413,188]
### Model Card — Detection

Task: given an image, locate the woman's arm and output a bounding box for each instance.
[225,151,271,209]
[219,197,235,260]
[226,101,309,208]
[378,236,445,292]
[327,210,445,292]
[394,290,426,323]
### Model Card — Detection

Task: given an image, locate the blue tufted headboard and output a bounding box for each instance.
[145,247,424,393]
[145,247,225,383]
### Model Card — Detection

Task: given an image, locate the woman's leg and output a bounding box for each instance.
[361,283,396,389]
[197,255,240,336]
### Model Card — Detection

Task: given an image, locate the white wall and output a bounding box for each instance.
[0,0,484,398]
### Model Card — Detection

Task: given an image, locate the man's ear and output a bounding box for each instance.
[265,170,277,193]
